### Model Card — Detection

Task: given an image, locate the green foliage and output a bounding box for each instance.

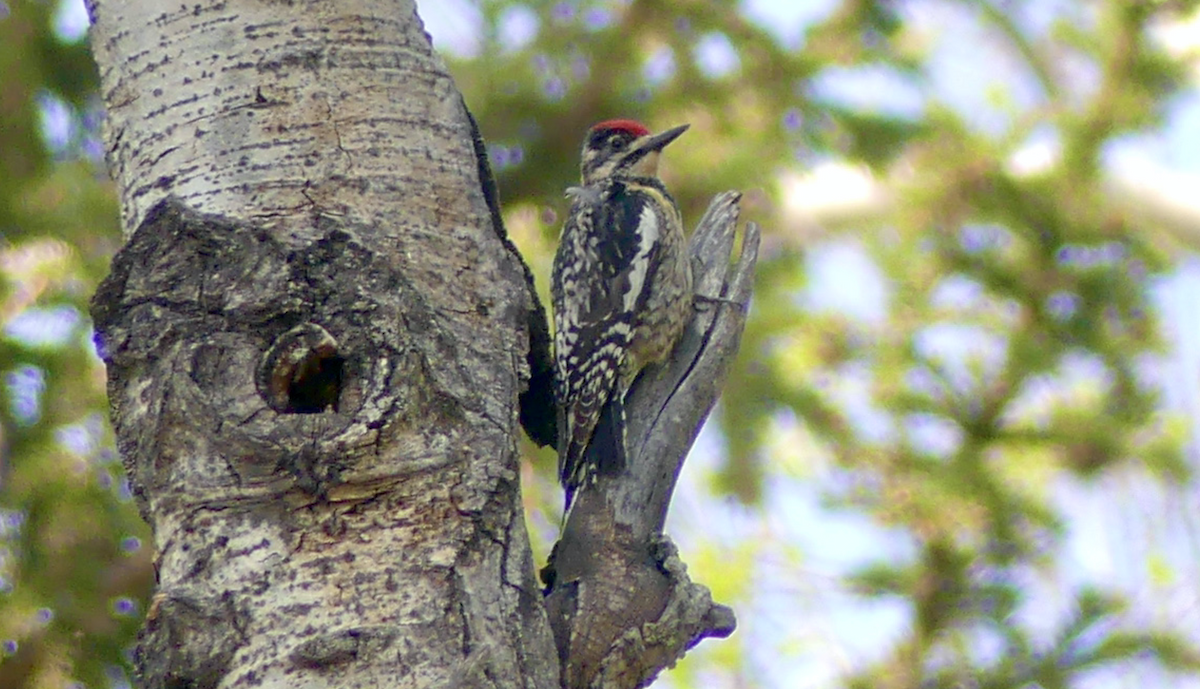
[455,0,1200,685]
[0,2,146,687]
[2,0,1198,687]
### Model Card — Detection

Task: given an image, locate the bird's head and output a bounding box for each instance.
[579,119,689,185]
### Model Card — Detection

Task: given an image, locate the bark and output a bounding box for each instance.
[543,195,754,689]
[88,1,556,687]
[86,1,753,688]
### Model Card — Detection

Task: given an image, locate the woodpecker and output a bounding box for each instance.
[551,119,693,511]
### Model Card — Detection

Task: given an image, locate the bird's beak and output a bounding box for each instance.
[642,124,690,152]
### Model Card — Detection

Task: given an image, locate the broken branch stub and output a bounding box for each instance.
[545,191,759,689]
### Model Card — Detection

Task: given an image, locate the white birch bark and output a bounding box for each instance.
[88,1,558,687]
[87,2,752,687]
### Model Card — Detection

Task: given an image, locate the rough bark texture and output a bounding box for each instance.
[87,0,753,687]
[544,194,756,689]
[88,1,558,687]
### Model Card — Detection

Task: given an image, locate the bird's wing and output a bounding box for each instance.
[552,182,663,491]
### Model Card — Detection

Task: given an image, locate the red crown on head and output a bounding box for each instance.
[590,119,651,137]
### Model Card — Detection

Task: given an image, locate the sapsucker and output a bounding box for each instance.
[551,119,693,511]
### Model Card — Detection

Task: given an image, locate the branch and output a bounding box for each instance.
[543,192,758,689]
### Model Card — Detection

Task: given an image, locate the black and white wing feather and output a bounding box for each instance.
[551,180,663,508]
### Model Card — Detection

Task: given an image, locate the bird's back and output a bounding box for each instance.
[550,177,691,504]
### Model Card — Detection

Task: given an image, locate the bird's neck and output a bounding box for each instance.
[580,172,665,188]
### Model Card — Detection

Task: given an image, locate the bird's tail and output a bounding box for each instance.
[561,392,628,512]
[585,391,628,477]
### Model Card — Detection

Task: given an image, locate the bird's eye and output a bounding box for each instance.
[608,135,626,150]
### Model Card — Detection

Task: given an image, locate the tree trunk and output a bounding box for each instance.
[88,1,558,686]
[86,1,752,687]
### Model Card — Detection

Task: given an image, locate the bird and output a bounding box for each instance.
[550,119,693,511]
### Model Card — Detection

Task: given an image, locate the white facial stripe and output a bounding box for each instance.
[624,205,659,313]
